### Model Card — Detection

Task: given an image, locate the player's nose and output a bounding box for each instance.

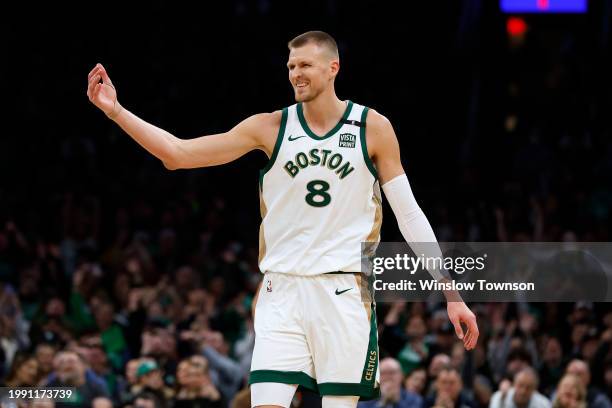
[291,68,303,80]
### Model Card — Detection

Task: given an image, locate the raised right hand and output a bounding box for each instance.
[87,63,120,117]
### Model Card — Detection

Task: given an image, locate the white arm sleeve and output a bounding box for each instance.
[381,174,446,281]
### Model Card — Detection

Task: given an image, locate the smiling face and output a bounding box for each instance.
[287,42,339,103]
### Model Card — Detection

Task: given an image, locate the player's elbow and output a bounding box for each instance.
[162,139,187,170]
[162,159,180,170]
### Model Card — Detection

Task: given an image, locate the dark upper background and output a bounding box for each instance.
[1,0,610,248]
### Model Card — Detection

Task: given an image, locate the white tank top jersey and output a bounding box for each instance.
[258,100,382,276]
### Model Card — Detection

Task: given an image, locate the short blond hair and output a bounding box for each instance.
[288,31,339,58]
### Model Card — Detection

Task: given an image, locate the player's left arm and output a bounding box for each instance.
[366,109,479,350]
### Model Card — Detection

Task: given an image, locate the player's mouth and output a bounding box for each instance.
[296,82,309,89]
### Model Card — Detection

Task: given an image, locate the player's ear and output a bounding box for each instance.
[329,59,340,79]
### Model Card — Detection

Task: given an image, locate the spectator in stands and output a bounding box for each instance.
[505,348,534,383]
[426,354,452,395]
[85,343,120,403]
[3,353,40,387]
[423,366,476,408]
[430,322,457,357]
[430,354,452,381]
[538,337,564,397]
[0,283,30,370]
[451,342,466,372]
[489,367,551,408]
[35,343,57,383]
[397,315,429,376]
[29,297,74,345]
[141,326,178,382]
[359,358,422,408]
[564,359,612,408]
[92,300,127,371]
[47,350,109,407]
[174,355,222,407]
[134,359,174,405]
[551,374,586,408]
[196,330,244,401]
[117,357,143,404]
[404,367,427,396]
[473,375,494,408]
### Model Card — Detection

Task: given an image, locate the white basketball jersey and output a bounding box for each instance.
[258,100,382,276]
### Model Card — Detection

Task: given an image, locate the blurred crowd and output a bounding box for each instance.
[0,204,611,408]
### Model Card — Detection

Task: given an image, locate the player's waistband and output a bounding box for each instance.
[262,270,363,276]
[325,271,361,275]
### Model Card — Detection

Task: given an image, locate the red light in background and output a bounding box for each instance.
[507,17,528,37]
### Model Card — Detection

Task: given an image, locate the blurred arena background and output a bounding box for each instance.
[0,0,611,407]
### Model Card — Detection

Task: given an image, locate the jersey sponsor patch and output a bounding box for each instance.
[339,133,356,148]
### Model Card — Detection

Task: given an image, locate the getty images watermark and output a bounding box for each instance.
[371,253,534,292]
[361,242,612,302]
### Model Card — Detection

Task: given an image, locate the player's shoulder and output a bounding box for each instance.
[364,108,393,132]
[238,111,285,156]
[243,110,282,125]
[361,107,398,157]
[363,107,395,147]
[242,110,284,132]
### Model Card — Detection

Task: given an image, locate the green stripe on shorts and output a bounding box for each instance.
[249,370,318,393]
[360,303,378,383]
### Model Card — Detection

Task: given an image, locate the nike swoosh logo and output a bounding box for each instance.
[288,135,307,141]
[335,288,353,295]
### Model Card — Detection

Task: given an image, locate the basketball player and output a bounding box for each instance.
[87,31,478,408]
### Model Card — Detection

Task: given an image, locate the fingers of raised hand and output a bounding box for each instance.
[464,330,474,350]
[87,73,101,100]
[87,63,106,81]
[451,316,464,340]
[464,318,479,350]
[87,64,101,81]
[99,66,113,87]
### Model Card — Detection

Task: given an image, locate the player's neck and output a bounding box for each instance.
[301,92,346,134]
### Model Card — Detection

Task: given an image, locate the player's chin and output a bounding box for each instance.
[294,90,314,103]
[294,91,307,102]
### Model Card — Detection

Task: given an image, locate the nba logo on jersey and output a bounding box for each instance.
[338,133,356,148]
[266,279,272,292]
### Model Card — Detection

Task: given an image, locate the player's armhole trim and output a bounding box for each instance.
[259,107,288,188]
[360,107,378,179]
